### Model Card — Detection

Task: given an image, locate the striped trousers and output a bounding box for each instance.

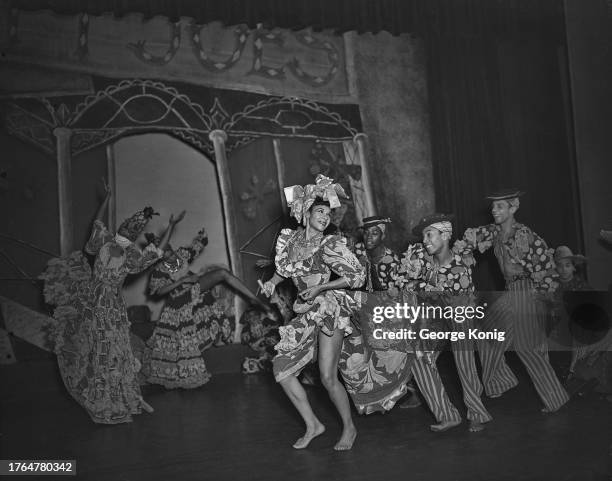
[479,279,569,411]
[412,318,492,423]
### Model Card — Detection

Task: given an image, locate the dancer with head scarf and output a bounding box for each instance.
[262,175,417,450]
[40,181,178,423]
[396,214,493,432]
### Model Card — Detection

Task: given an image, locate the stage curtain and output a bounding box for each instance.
[426,31,582,290]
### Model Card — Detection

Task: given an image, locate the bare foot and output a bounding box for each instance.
[430,419,461,432]
[292,422,326,449]
[468,421,484,432]
[334,425,357,451]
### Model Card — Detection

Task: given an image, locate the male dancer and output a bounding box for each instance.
[398,214,493,432]
[354,216,400,292]
[457,189,569,413]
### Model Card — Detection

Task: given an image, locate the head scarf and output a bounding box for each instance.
[117,207,158,242]
[283,174,348,225]
[426,221,453,235]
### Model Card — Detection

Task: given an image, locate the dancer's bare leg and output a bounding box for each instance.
[198,268,276,317]
[318,328,357,451]
[279,375,326,449]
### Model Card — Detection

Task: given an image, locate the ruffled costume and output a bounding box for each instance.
[40,220,163,424]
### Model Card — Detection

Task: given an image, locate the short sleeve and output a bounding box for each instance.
[84,220,113,256]
[320,235,366,289]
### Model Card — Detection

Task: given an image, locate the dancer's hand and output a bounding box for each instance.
[100,178,112,199]
[255,259,274,269]
[169,210,186,226]
[299,286,321,302]
[388,286,400,297]
[259,280,276,298]
[464,228,477,245]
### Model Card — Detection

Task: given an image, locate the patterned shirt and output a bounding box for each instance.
[353,242,400,291]
[395,243,476,294]
[455,222,558,292]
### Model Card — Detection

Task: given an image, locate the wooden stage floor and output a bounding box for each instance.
[1,352,611,481]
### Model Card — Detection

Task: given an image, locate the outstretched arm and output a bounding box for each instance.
[154,274,197,296]
[156,210,186,251]
[94,179,112,222]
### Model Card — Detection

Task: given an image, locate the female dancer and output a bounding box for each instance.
[261,175,366,451]
[146,222,275,388]
[40,182,178,423]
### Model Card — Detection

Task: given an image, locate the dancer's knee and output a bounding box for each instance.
[319,370,338,391]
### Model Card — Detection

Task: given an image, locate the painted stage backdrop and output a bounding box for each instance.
[0,5,367,344]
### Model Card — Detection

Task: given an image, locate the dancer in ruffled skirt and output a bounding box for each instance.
[40,182,178,424]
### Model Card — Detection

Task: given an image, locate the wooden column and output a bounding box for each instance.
[209,130,245,341]
[53,127,73,256]
[354,133,377,216]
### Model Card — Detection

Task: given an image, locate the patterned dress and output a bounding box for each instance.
[457,221,569,411]
[146,259,212,389]
[272,228,417,414]
[353,242,400,291]
[40,220,163,424]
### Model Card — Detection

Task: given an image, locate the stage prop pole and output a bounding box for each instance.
[105,144,117,231]
[209,130,245,342]
[354,133,377,216]
[53,127,74,256]
[272,138,288,216]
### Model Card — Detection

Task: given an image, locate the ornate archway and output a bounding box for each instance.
[2,77,375,335]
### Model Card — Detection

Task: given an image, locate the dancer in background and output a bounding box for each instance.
[553,243,611,399]
[353,215,423,410]
[40,181,177,424]
[354,216,400,292]
[146,220,275,388]
[457,189,569,413]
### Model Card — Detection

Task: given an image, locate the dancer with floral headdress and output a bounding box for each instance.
[262,175,417,450]
[40,181,178,424]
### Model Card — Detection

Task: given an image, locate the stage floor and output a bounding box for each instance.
[1,353,610,481]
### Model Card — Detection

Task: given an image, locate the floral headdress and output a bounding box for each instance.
[283,174,348,225]
[118,207,158,242]
[144,227,208,263]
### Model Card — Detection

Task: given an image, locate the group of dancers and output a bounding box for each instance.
[40,174,610,452]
